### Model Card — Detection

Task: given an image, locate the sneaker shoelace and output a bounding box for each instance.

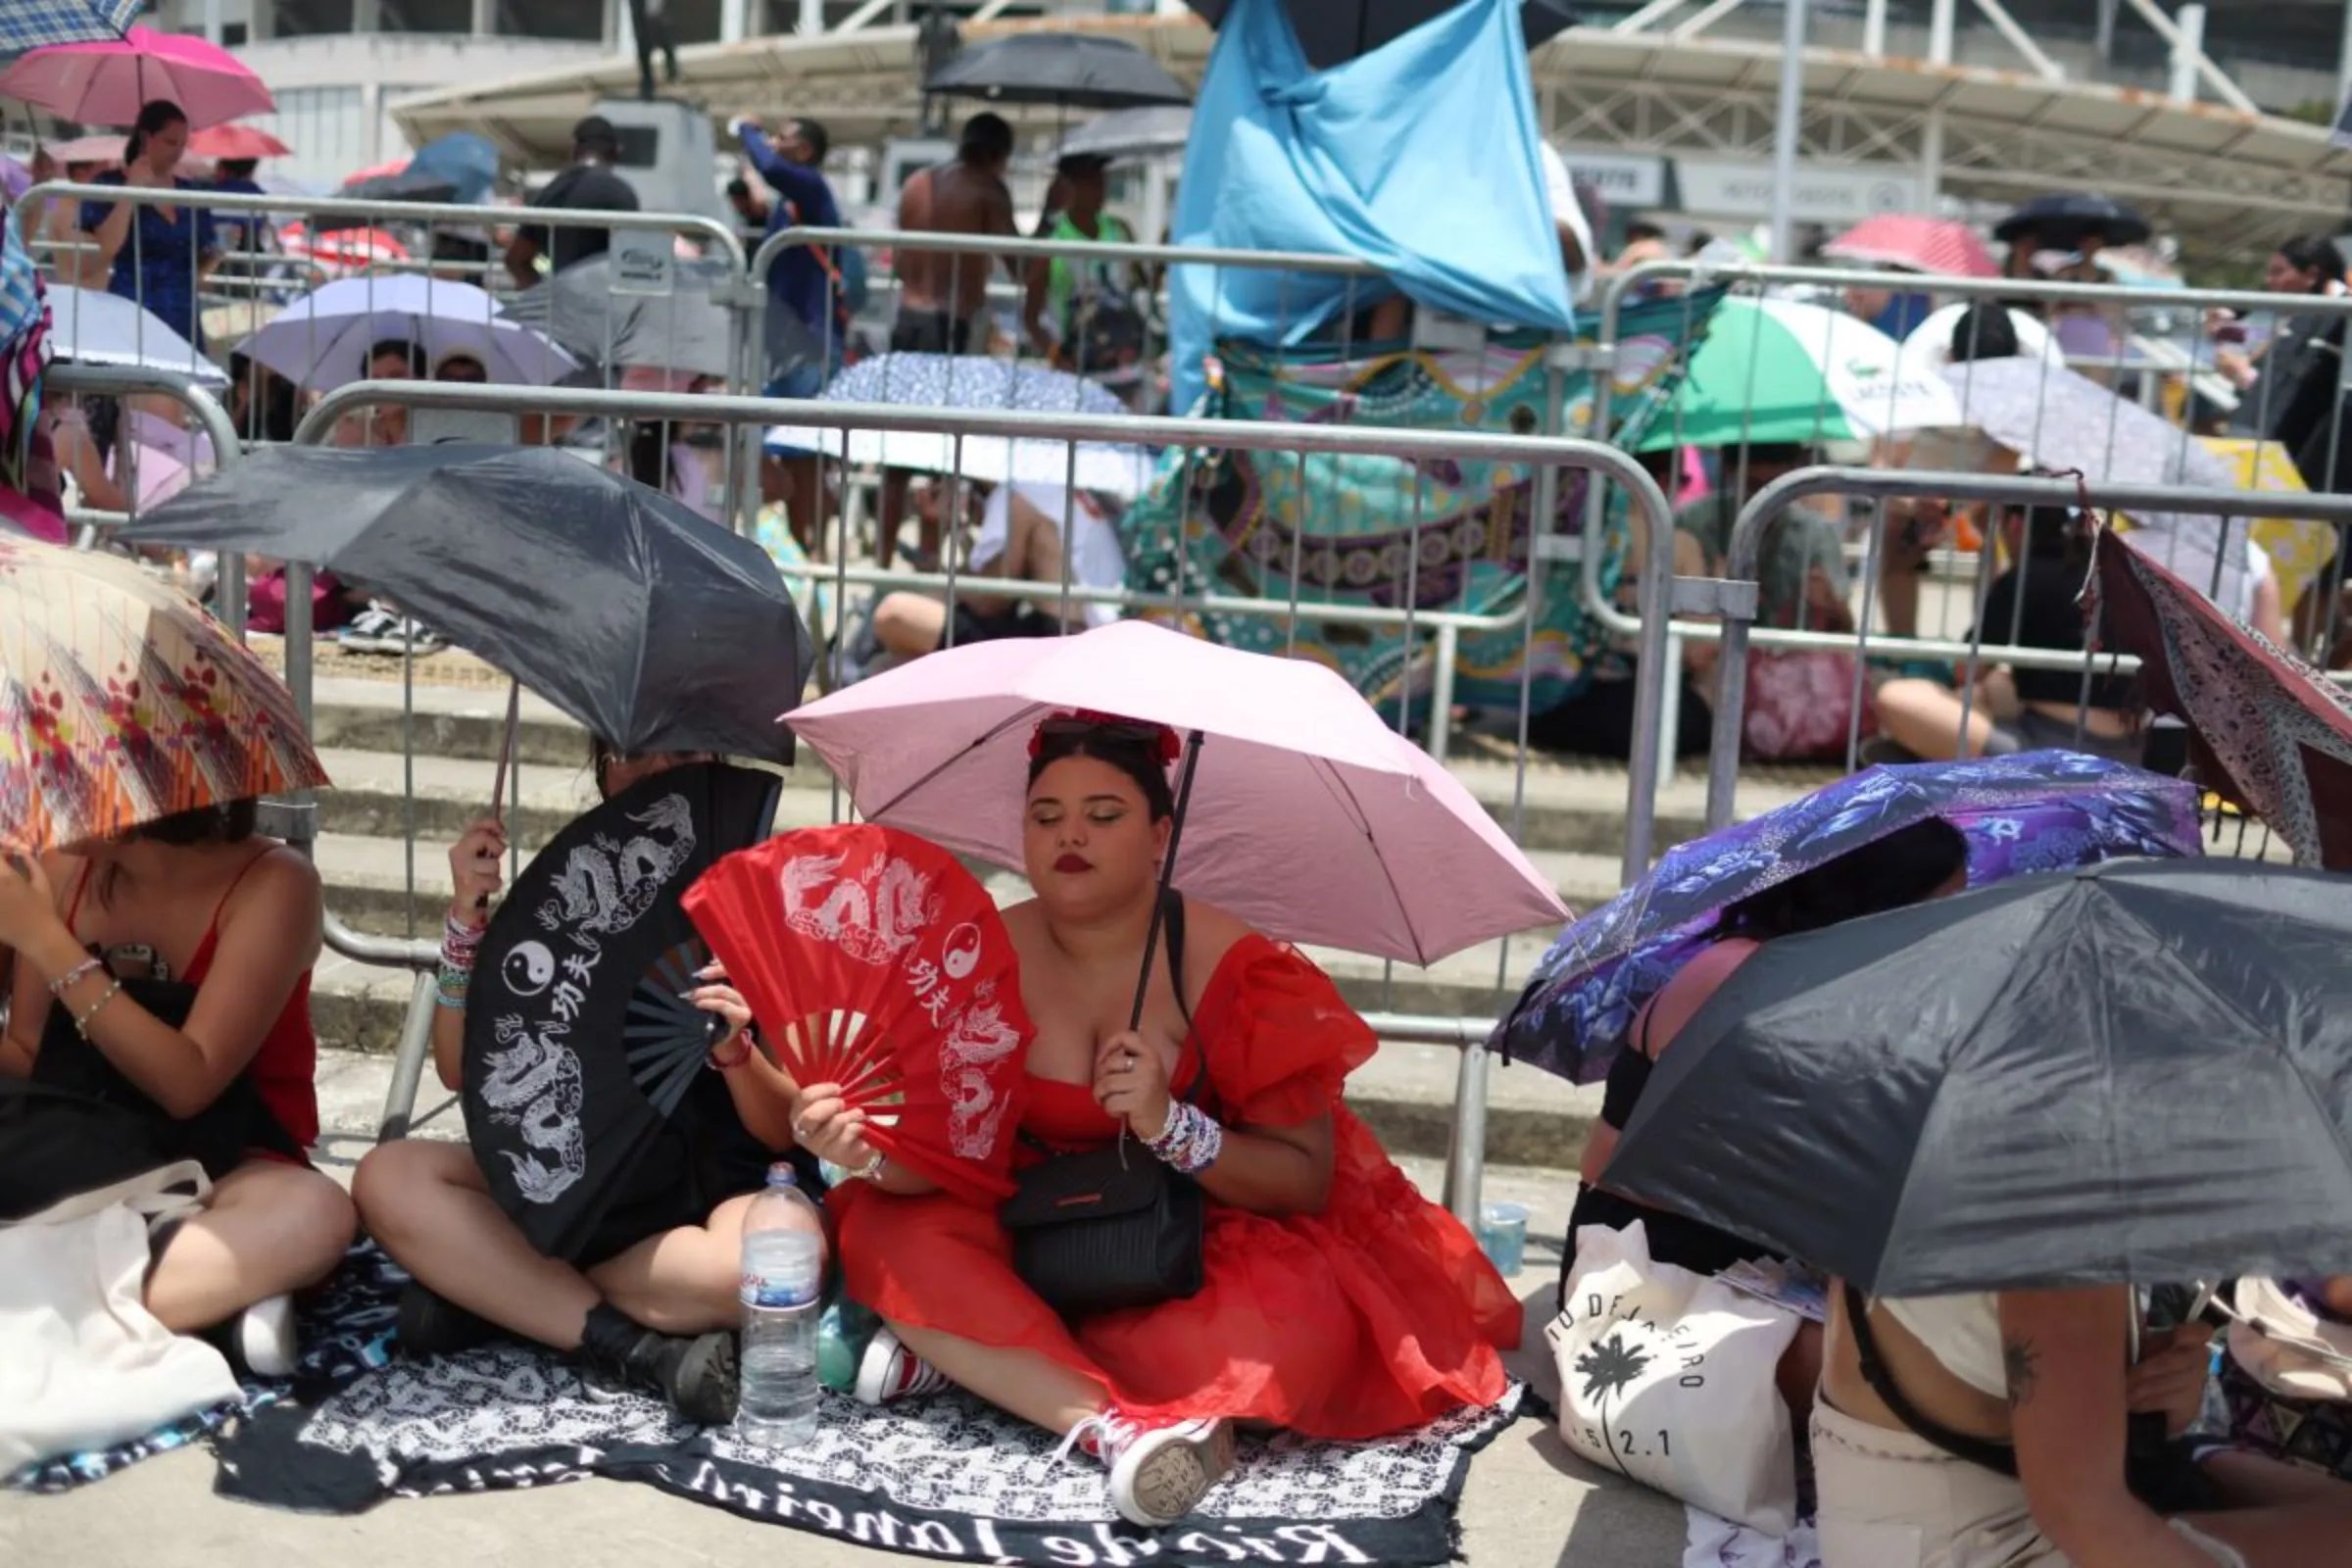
[1054,1409,1140,1469]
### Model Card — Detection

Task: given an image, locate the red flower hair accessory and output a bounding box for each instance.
[1028,709,1182,766]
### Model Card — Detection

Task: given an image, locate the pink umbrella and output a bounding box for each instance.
[187,122,291,161]
[0,26,274,129]
[1822,214,1998,280]
[784,621,1568,964]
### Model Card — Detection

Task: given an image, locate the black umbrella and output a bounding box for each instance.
[312,169,461,232]
[1602,858,2352,1298]
[924,31,1192,110]
[121,444,811,764]
[1992,192,2152,250]
[462,761,780,1260]
[1184,0,1578,71]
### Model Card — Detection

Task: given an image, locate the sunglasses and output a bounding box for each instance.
[1030,713,1180,765]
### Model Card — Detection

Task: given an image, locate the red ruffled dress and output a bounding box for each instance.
[832,935,1521,1441]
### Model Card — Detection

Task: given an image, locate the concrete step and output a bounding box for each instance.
[308,962,1601,1173]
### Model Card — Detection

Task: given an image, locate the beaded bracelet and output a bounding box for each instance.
[440,913,484,973]
[433,963,472,1012]
[73,980,122,1036]
[1144,1102,1224,1176]
[48,956,104,997]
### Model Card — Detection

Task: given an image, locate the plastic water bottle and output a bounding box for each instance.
[735,1163,826,1446]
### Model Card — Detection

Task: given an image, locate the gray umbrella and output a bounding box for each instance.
[498,254,737,382]
[1183,0,1578,71]
[1058,105,1193,162]
[925,32,1192,110]
[119,444,810,762]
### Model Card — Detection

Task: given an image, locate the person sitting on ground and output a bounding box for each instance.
[351,743,811,1426]
[810,713,1521,1528]
[1568,818,1969,1422]
[1819,1278,2352,1565]
[1872,503,2144,764]
[0,801,356,1377]
[868,482,1126,662]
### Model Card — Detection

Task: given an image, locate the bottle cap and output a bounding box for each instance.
[766,1161,798,1188]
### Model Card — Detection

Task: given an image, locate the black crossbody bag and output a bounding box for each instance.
[999,893,1208,1321]
[1842,1283,2225,1515]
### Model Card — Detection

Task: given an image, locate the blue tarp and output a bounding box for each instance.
[1168,0,1575,416]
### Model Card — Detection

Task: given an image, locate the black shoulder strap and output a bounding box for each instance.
[1842,1283,2021,1478]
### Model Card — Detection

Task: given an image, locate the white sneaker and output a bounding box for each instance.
[854,1326,953,1405]
[1061,1409,1234,1528]
[236,1293,298,1379]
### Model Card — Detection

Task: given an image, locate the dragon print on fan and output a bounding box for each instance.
[685,824,1036,1203]
[476,1015,588,1204]
[461,763,785,1261]
[540,793,698,950]
[779,844,942,965]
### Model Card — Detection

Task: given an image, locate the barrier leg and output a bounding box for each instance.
[377,971,439,1142]
[1658,630,1685,785]
[1429,622,1459,761]
[1444,1042,1490,1229]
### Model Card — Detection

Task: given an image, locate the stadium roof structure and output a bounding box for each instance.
[389,5,2352,259]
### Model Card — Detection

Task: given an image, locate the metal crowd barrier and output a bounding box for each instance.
[266,380,1678,1224]
[1676,466,2352,847]
[23,180,761,524]
[1583,260,2352,656]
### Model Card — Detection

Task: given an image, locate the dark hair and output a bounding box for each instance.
[2275,235,2346,293]
[789,119,830,165]
[217,158,259,180]
[1625,220,1666,245]
[960,113,1014,163]
[124,100,187,164]
[1740,442,1817,469]
[1027,722,1176,821]
[572,115,620,159]
[2009,501,2090,566]
[228,352,297,443]
[363,338,428,378]
[724,176,753,201]
[1714,816,1966,942]
[96,799,260,908]
[1945,301,2020,363]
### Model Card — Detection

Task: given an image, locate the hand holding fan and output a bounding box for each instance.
[682,823,1032,1203]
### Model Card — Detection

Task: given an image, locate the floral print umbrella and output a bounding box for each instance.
[0,534,326,853]
[1488,752,2204,1084]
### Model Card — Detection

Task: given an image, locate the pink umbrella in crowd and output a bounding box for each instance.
[1823,214,1999,279]
[187,122,291,161]
[786,620,1568,964]
[0,26,273,127]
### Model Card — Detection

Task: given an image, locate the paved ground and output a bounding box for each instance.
[0,1052,1689,1567]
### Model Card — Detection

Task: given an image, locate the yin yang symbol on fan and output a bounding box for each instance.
[682,823,1036,1200]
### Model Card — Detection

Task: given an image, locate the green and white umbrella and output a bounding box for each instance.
[1638,297,1964,452]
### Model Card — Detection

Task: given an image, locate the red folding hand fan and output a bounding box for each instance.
[682,823,1032,1202]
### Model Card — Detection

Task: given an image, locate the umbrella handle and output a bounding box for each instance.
[1125,729,1205,1034]
[481,679,522,911]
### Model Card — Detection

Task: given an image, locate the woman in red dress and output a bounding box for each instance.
[793,714,1521,1529]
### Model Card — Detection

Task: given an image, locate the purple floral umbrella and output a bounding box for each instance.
[1492,751,2205,1084]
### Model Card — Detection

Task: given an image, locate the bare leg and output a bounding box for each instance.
[871,592,946,659]
[781,456,825,560]
[1878,549,1926,640]
[585,1191,755,1337]
[353,1139,599,1349]
[1775,1321,1824,1427]
[2180,1453,2352,1564]
[877,468,911,569]
[145,1160,356,1334]
[889,1319,1105,1435]
[1874,676,1999,761]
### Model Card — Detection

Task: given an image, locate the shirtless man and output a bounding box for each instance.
[876,113,1019,567]
[892,112,1017,355]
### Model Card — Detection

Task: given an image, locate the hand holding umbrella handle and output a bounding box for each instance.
[1124,730,1205,1034]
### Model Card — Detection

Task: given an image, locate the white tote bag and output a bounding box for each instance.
[0,1161,240,1474]
[1546,1220,1801,1534]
